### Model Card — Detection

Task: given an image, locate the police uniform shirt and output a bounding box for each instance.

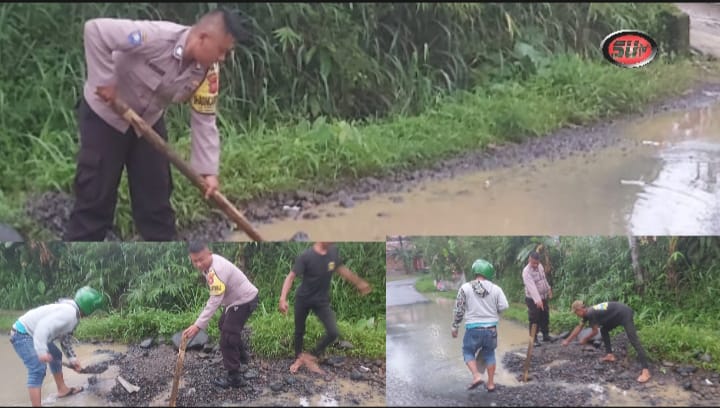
[83,18,221,176]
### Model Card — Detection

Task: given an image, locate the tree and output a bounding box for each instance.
[627,235,644,294]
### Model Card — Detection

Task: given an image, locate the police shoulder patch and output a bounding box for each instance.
[128,30,145,47]
[191,63,220,115]
[207,268,226,296]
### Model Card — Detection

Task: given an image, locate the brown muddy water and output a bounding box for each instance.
[234,102,720,240]
[386,278,527,405]
[385,278,705,407]
[0,335,126,407]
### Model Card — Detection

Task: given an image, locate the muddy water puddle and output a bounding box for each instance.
[239,380,383,407]
[234,103,720,239]
[386,279,703,406]
[0,335,126,407]
[589,381,692,407]
[387,288,529,405]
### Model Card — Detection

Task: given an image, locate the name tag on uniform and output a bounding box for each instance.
[206,268,226,296]
[191,63,219,115]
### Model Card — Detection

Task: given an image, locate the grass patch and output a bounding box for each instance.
[501,303,720,372]
[0,310,22,331]
[72,307,385,358]
[249,311,385,359]
[501,302,582,334]
[74,309,205,343]
[4,55,715,238]
[414,275,437,293]
[415,275,458,299]
[640,321,720,372]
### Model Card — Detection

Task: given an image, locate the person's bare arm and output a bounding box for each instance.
[562,322,586,346]
[279,271,296,314]
[580,325,599,344]
[336,265,371,295]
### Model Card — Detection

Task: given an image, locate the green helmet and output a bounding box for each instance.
[74,286,104,316]
[471,259,494,280]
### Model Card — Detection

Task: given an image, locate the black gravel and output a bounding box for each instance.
[500,332,720,407]
[100,343,385,407]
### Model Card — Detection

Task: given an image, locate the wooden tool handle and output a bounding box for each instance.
[169,336,189,407]
[103,96,263,241]
[523,323,538,382]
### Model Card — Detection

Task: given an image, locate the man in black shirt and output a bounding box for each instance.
[562,300,651,383]
[278,242,371,374]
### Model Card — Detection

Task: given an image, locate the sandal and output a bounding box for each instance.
[467,379,484,390]
[486,385,496,392]
[58,386,84,398]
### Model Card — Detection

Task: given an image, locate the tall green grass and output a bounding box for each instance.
[43,308,386,358]
[0,242,386,319]
[0,3,704,237]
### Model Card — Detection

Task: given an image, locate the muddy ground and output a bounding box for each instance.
[388,331,720,407]
[87,340,385,407]
[498,332,720,407]
[20,78,720,241]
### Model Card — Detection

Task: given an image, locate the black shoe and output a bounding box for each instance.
[533,340,542,347]
[213,374,244,389]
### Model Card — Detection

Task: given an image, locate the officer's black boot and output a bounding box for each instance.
[213,369,244,389]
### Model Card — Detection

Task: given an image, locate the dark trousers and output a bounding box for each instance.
[525,297,550,340]
[64,98,177,241]
[602,312,649,369]
[219,294,259,372]
[294,297,339,358]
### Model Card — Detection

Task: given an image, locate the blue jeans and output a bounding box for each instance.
[462,327,498,365]
[10,331,63,388]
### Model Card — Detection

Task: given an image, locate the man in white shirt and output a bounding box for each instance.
[452,259,509,393]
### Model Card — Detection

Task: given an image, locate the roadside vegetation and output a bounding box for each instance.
[1,3,714,238]
[0,241,386,358]
[398,236,720,371]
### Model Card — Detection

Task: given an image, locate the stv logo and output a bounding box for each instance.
[601,30,658,68]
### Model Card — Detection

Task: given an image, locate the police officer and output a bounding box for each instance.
[182,242,259,389]
[64,8,250,241]
[522,251,554,347]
